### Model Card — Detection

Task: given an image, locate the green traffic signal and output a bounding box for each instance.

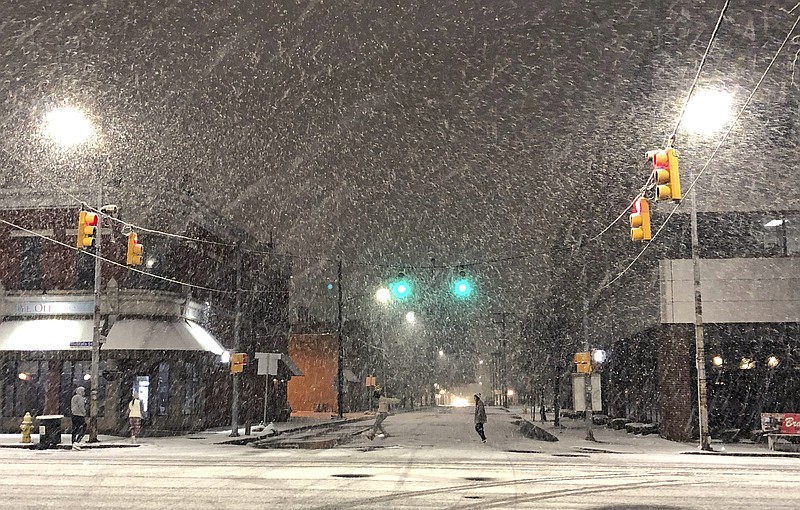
[452,277,473,299]
[390,277,413,301]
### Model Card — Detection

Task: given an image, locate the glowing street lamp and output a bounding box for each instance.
[375,287,391,304]
[682,89,733,136]
[43,107,96,147]
[405,311,416,323]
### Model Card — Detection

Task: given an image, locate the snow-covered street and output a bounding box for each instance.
[2,406,798,509]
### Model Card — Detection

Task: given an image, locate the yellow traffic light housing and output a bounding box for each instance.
[230,352,247,374]
[76,211,98,249]
[126,232,144,266]
[649,147,681,201]
[630,197,652,241]
[574,351,592,374]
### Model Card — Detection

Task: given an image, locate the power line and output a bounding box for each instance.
[0,217,287,295]
[668,0,731,143]
[589,0,731,245]
[601,10,800,291]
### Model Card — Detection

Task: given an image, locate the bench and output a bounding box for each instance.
[761,413,800,451]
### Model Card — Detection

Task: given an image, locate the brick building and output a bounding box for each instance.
[597,210,800,441]
[0,190,294,435]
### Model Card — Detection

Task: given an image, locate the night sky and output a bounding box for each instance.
[2,1,799,333]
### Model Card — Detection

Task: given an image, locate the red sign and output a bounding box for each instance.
[781,413,800,434]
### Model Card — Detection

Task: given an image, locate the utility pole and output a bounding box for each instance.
[689,170,713,451]
[229,246,243,437]
[88,191,103,443]
[337,258,344,418]
[582,297,595,442]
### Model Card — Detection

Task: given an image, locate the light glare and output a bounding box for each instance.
[682,89,733,135]
[375,288,390,304]
[44,107,95,147]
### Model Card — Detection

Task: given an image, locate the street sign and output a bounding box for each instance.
[572,373,602,411]
[365,376,376,387]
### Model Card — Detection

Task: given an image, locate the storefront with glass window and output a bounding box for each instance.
[0,297,232,435]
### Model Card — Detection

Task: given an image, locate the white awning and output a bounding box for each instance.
[0,318,224,354]
[104,319,225,354]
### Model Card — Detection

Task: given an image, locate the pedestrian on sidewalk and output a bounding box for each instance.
[474,393,487,443]
[71,386,87,450]
[367,389,400,440]
[128,392,143,443]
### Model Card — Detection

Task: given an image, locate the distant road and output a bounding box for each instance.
[2,407,798,509]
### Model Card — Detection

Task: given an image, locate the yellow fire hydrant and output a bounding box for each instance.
[20,412,33,444]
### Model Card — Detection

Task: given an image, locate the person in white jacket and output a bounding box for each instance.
[128,393,143,443]
[367,389,400,440]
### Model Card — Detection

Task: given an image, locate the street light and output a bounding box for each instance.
[375,287,391,304]
[681,88,734,452]
[405,311,416,323]
[43,107,95,147]
[682,89,733,135]
[44,106,103,443]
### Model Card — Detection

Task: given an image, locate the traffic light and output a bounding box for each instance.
[574,352,592,374]
[390,272,413,301]
[230,352,247,374]
[451,270,473,299]
[630,197,652,241]
[126,232,144,266]
[76,211,98,249]
[649,147,681,201]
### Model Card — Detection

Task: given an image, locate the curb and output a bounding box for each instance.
[0,443,140,450]
[219,416,374,446]
[682,450,800,458]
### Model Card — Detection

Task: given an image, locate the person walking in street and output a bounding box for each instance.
[128,392,143,443]
[367,389,400,440]
[474,393,487,443]
[71,386,87,450]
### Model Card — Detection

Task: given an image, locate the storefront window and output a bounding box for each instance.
[156,362,169,416]
[1,360,47,417]
[60,360,107,417]
[182,362,203,416]
[134,376,150,419]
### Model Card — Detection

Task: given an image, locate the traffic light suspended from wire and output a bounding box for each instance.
[390,272,413,301]
[76,211,98,249]
[451,269,473,299]
[126,232,144,266]
[630,197,652,242]
[626,146,681,242]
[648,147,682,202]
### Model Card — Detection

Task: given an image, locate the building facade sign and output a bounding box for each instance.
[14,301,94,316]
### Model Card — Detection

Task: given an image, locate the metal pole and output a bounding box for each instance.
[263,374,271,427]
[583,297,595,441]
[337,258,344,419]
[88,191,102,443]
[230,247,242,437]
[689,173,712,451]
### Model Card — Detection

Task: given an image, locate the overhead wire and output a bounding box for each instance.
[601,9,800,290]
[0,217,288,295]
[587,0,730,245]
[667,0,732,143]
[0,0,745,276]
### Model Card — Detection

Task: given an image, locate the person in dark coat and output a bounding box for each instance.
[474,393,487,443]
